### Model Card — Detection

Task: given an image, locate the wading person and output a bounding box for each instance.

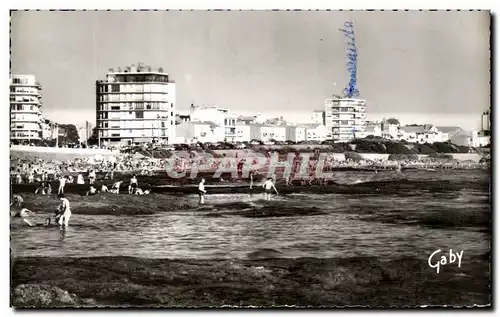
[57,194,72,227]
[129,175,138,194]
[262,177,279,201]
[198,178,207,205]
[249,171,254,190]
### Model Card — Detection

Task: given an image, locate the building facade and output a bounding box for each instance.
[175,121,217,144]
[10,74,43,142]
[324,95,367,142]
[399,125,443,144]
[380,120,399,139]
[190,105,236,142]
[481,110,490,133]
[303,124,327,142]
[96,63,176,146]
[311,110,326,125]
[235,124,251,142]
[249,124,286,143]
[362,123,382,138]
[286,125,306,143]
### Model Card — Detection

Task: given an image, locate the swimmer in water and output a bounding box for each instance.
[262,177,279,201]
[12,208,35,226]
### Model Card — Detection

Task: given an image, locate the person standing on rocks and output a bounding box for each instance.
[88,170,96,185]
[58,176,67,195]
[10,194,24,208]
[77,173,85,184]
[129,175,138,194]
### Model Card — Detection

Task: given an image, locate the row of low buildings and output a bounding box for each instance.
[10,64,491,147]
[363,121,491,148]
[174,94,368,144]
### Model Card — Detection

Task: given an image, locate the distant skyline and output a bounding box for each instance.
[10,10,490,131]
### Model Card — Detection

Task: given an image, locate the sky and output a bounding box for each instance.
[10,10,490,131]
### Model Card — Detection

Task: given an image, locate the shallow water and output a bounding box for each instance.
[11,170,491,260]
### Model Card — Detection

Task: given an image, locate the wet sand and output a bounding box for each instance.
[11,254,490,307]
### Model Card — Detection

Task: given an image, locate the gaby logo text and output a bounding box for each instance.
[428,249,463,274]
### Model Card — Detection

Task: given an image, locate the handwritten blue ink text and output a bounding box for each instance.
[339,21,360,98]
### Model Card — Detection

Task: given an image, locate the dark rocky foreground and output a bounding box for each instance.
[11,254,490,308]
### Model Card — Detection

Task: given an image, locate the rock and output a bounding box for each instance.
[12,284,77,307]
[81,298,97,306]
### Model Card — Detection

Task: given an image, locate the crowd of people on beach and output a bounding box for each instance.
[10,148,489,228]
[10,149,488,186]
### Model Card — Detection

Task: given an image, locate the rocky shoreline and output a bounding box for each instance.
[11,254,491,308]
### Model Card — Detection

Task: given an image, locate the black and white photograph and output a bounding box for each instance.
[8,7,492,308]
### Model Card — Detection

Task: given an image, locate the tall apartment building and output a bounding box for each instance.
[10,74,43,142]
[96,63,176,145]
[324,95,367,142]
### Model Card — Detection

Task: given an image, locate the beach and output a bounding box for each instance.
[10,169,491,307]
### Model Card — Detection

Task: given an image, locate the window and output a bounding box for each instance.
[104,122,108,128]
[129,111,132,115]
[112,84,120,92]
[136,111,144,119]
[111,106,120,110]
[146,104,151,110]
